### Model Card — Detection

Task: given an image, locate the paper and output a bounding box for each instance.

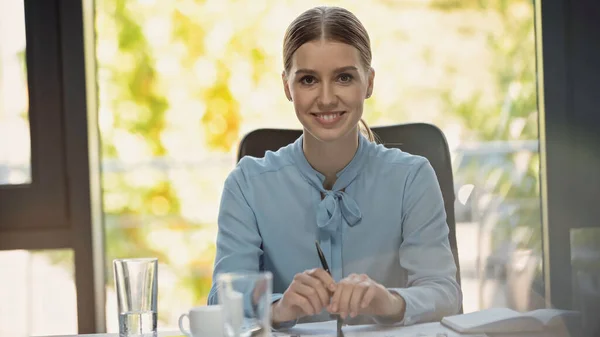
[440,307,581,334]
[272,320,486,337]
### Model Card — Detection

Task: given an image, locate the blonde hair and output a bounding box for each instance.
[283,6,371,75]
[359,118,378,143]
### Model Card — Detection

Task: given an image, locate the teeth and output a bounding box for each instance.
[317,113,339,121]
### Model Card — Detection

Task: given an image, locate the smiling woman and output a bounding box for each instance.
[208,5,462,329]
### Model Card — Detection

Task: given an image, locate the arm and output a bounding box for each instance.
[381,159,462,325]
[207,166,285,307]
[208,165,334,330]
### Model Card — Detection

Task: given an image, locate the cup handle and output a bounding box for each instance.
[178,313,191,337]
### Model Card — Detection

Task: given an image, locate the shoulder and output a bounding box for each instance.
[363,143,442,208]
[361,141,438,193]
[225,142,296,188]
[365,141,430,172]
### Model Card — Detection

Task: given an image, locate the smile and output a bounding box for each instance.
[310,111,347,126]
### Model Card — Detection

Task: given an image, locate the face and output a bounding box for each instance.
[283,40,374,144]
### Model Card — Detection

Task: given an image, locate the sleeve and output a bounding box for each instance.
[207,166,262,305]
[206,165,294,327]
[375,159,462,326]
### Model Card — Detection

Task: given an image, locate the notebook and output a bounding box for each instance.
[441,307,580,334]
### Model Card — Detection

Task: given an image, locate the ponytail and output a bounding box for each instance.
[359,118,378,143]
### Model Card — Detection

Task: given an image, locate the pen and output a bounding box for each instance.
[315,241,344,337]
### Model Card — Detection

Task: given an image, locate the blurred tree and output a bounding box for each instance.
[171,7,241,151]
[95,0,543,324]
[97,0,187,324]
[432,0,543,309]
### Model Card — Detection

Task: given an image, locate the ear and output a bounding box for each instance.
[366,67,375,98]
[282,71,292,102]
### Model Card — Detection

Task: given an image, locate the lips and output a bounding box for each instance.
[311,111,346,126]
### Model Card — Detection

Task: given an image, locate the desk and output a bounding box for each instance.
[37,320,568,337]
[274,320,480,337]
[36,332,180,337]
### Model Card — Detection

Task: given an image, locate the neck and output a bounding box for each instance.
[303,128,360,190]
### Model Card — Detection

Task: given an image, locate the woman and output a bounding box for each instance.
[208,5,462,328]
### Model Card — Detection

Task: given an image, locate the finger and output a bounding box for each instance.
[296,273,329,308]
[330,282,345,313]
[361,285,377,310]
[288,292,314,316]
[300,269,331,307]
[337,283,354,319]
[349,282,369,317]
[292,281,323,314]
[308,268,336,292]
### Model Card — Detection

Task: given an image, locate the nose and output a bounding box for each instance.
[317,82,338,109]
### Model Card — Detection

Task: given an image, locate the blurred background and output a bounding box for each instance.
[0,0,598,336]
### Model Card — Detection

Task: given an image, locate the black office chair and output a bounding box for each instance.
[237,123,462,311]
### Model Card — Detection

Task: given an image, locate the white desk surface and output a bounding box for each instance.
[274,320,483,337]
[35,332,180,337]
[37,319,557,337]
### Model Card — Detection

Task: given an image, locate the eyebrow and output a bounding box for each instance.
[294,66,358,75]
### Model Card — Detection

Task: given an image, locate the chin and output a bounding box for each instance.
[304,124,357,144]
[317,131,348,143]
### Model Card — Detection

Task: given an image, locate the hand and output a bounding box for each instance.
[272,268,336,324]
[327,273,405,320]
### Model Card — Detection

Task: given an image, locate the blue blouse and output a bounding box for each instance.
[207,133,461,326]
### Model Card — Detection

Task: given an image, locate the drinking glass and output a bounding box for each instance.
[114,258,158,337]
[217,272,272,337]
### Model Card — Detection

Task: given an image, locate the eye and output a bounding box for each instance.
[299,75,317,85]
[338,73,354,83]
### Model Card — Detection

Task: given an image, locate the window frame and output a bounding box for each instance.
[0,0,105,333]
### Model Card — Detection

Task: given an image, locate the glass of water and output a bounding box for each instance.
[114,258,158,337]
[217,271,272,337]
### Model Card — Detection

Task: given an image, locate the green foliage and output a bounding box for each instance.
[430,0,510,12]
[200,62,241,151]
[98,0,195,323]
[111,0,169,156]
[95,0,544,323]
[171,9,206,68]
[440,0,542,254]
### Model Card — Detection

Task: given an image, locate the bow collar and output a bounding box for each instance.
[291,133,369,233]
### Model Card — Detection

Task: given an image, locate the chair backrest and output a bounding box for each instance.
[237,123,462,300]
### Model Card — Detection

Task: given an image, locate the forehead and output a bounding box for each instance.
[291,40,361,72]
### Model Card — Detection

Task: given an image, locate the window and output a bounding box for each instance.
[0,1,101,334]
[96,0,542,329]
[0,249,77,337]
[0,0,30,185]
[570,228,600,335]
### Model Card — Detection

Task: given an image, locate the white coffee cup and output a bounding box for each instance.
[178,305,223,337]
